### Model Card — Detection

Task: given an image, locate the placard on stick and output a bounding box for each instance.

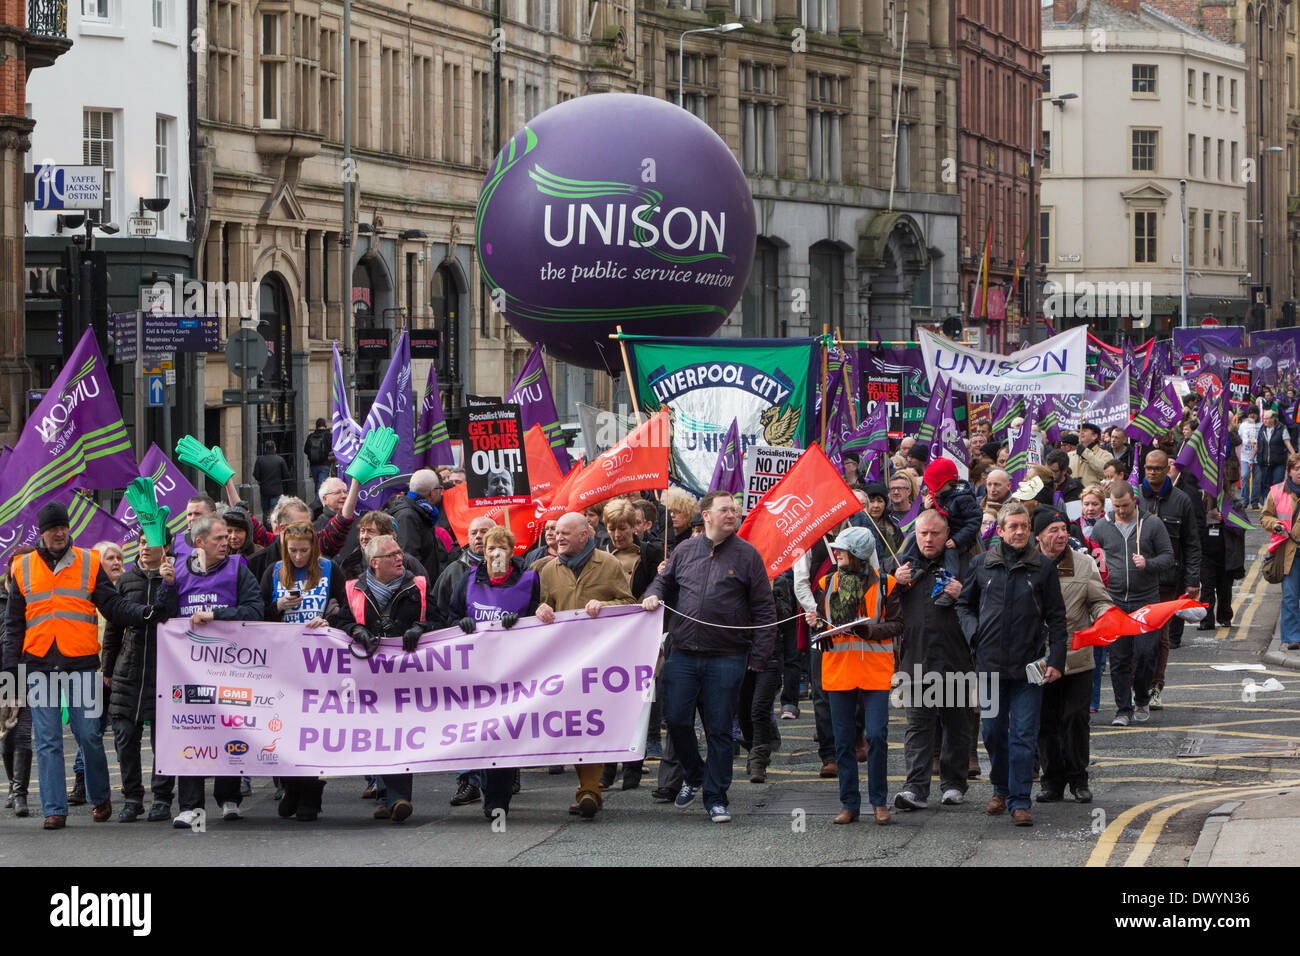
[465,403,531,507]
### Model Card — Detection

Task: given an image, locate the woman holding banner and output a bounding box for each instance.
[262,524,347,822]
[1261,454,1300,650]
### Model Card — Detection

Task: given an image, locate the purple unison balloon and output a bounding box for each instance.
[475,93,757,371]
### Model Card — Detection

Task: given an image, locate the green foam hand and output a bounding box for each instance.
[346,426,401,486]
[175,435,235,486]
[124,476,171,548]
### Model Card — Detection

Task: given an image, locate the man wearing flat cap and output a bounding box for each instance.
[2,502,170,830]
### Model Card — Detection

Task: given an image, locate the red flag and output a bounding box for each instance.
[524,423,564,502]
[566,409,670,509]
[737,443,861,580]
[441,483,542,556]
[1071,598,1208,650]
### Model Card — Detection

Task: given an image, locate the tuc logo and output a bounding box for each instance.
[220,714,257,728]
[218,686,252,707]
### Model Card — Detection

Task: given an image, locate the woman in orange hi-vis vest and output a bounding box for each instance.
[1261,453,1300,649]
[803,526,902,826]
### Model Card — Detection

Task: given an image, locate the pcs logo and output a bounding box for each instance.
[224,739,249,757]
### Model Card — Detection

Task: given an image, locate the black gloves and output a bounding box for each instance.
[458,617,476,634]
[142,603,171,624]
[500,612,519,630]
[402,626,423,653]
[348,626,379,659]
[814,633,834,653]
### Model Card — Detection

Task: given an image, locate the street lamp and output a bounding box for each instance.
[678,23,742,109]
[1027,92,1077,344]
[1255,144,1285,329]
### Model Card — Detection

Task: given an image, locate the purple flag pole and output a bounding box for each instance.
[1127,383,1183,445]
[414,363,454,469]
[331,341,363,472]
[508,345,571,474]
[708,418,744,494]
[1005,412,1034,485]
[0,329,137,528]
[914,373,950,464]
[824,371,855,469]
[348,331,415,512]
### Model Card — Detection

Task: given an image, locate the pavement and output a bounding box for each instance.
[1189,593,1300,867]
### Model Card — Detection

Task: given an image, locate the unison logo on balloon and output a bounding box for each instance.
[475,93,757,371]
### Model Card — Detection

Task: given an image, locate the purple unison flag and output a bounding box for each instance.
[330,341,364,470]
[914,374,951,464]
[414,364,454,469]
[708,418,744,494]
[1127,383,1183,445]
[1035,394,1062,445]
[0,329,137,530]
[939,386,968,466]
[845,398,891,484]
[824,373,856,469]
[1005,411,1034,485]
[989,394,1025,443]
[347,331,415,513]
[1175,385,1229,498]
[0,486,132,568]
[508,345,570,474]
[113,444,199,561]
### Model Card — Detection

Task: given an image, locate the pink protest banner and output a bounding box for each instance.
[153,606,663,776]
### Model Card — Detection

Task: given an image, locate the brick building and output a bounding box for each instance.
[956,0,1044,353]
[0,0,70,446]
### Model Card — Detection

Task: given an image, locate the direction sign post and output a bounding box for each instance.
[146,374,165,407]
[225,328,271,505]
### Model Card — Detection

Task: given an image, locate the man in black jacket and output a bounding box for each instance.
[956,501,1069,827]
[158,514,263,829]
[642,491,776,823]
[1139,449,1201,709]
[103,544,174,823]
[386,468,456,584]
[892,509,973,811]
[252,439,291,522]
[1258,408,1294,492]
[329,534,437,823]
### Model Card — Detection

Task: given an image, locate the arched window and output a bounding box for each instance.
[741,237,780,337]
[809,240,845,330]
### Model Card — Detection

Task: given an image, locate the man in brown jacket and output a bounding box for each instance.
[534,511,636,818]
[1033,509,1113,804]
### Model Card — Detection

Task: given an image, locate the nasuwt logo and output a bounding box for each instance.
[170,713,216,729]
[187,631,269,669]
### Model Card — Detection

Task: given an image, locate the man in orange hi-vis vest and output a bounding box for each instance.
[2,502,171,831]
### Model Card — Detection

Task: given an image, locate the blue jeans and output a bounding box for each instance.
[72,708,109,776]
[1283,550,1300,645]
[663,650,748,809]
[1090,647,1108,711]
[1260,463,1284,499]
[311,466,330,494]
[980,677,1043,813]
[827,688,889,812]
[29,671,109,818]
[1242,464,1258,506]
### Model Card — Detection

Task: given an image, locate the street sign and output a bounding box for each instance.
[164,368,176,385]
[32,165,104,211]
[111,312,138,364]
[225,328,270,380]
[141,314,220,353]
[127,216,158,237]
[222,388,273,405]
[146,375,165,408]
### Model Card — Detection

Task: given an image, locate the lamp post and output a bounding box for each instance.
[1256,145,1285,329]
[1180,179,1188,328]
[678,23,742,110]
[1027,92,1076,345]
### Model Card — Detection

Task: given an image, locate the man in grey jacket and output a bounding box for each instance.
[1088,482,1174,727]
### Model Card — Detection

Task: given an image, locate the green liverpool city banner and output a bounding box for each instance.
[624,337,822,496]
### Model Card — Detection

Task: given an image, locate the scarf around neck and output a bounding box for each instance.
[559,537,596,571]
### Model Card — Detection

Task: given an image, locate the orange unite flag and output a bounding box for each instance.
[565,409,671,510]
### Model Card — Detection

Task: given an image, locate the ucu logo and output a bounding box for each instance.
[220,715,257,728]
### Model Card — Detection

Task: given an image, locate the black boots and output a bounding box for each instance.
[68,769,87,806]
[11,750,30,818]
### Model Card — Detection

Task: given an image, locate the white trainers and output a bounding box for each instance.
[1149,689,1164,710]
[1111,714,1130,727]
[893,790,928,810]
[941,789,964,806]
[221,801,243,821]
[172,809,201,830]
[1134,705,1150,723]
